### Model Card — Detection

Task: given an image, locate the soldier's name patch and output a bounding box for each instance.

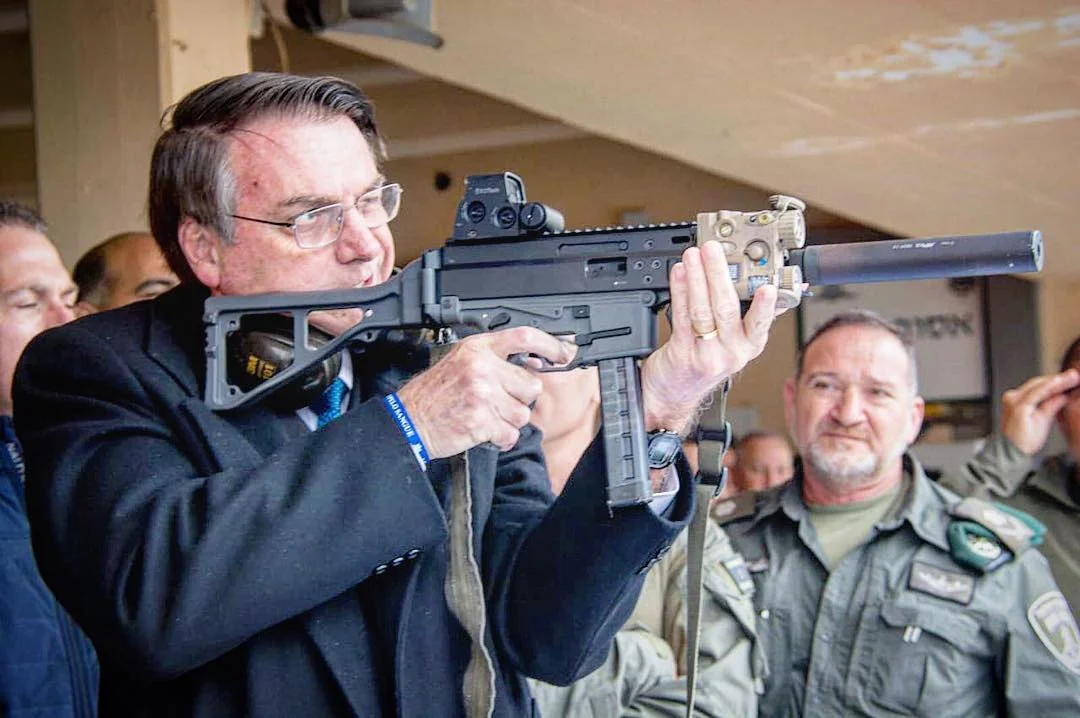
[721,555,755,596]
[1027,591,1080,675]
[908,560,975,605]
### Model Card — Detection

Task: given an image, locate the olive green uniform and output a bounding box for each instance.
[721,454,1080,717]
[529,520,763,717]
[939,433,1080,618]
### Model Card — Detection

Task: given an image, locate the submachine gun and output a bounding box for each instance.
[203,171,1043,510]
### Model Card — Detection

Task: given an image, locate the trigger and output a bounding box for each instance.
[487,311,512,330]
[509,353,557,370]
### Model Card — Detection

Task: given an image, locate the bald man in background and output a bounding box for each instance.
[73,232,178,315]
[728,430,795,495]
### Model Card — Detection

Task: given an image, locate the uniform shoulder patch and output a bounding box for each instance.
[950,497,1043,555]
[1027,591,1080,675]
[947,520,1013,573]
[908,560,975,605]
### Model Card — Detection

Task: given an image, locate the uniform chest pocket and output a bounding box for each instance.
[848,598,996,717]
[701,564,768,685]
[702,565,757,641]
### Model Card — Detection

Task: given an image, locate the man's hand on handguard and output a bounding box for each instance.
[1001,368,1080,455]
[642,241,778,434]
[397,327,577,459]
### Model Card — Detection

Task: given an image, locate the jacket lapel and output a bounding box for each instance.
[140,286,396,713]
[145,284,208,397]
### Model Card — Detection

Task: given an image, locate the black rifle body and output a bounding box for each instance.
[204,221,1041,510]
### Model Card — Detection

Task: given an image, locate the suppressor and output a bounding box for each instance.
[790,230,1043,286]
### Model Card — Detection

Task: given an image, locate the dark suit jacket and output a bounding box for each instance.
[13,285,692,717]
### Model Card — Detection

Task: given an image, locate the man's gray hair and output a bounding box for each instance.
[0,200,47,234]
[148,72,385,284]
[797,309,919,392]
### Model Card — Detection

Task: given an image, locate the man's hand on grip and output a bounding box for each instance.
[397,327,577,459]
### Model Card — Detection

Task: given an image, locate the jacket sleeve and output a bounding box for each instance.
[524,521,760,718]
[1001,550,1080,715]
[938,433,1037,500]
[13,322,450,679]
[484,436,695,685]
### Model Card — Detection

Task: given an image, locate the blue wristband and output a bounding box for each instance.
[383,392,430,471]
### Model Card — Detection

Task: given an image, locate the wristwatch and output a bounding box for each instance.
[647,430,683,469]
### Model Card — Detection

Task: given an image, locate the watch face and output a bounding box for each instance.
[648,431,683,469]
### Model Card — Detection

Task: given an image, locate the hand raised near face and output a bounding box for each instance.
[641,240,778,433]
[1001,368,1080,455]
[396,327,577,459]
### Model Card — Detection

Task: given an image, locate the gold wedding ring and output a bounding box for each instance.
[695,329,719,341]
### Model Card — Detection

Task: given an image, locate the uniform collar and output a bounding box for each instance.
[877,453,952,552]
[766,452,953,552]
[744,473,800,527]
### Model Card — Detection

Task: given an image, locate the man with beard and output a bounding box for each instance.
[720,309,1080,717]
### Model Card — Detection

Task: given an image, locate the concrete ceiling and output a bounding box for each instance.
[269,0,1080,279]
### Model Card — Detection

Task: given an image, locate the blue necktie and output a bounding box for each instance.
[312,377,347,429]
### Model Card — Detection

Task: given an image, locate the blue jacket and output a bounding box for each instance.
[1,415,98,717]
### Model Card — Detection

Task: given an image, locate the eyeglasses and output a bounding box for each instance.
[230,183,403,249]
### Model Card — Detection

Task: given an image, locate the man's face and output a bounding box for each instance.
[0,226,77,413]
[784,324,924,490]
[733,435,795,493]
[184,114,395,329]
[96,234,178,310]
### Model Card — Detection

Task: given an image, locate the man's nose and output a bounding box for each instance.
[832,386,864,425]
[47,301,75,328]
[336,207,383,262]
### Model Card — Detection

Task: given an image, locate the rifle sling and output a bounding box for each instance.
[684,379,732,718]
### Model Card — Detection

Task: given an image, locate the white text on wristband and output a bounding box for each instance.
[384,392,430,471]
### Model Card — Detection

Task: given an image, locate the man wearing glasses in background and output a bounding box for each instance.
[12,73,781,717]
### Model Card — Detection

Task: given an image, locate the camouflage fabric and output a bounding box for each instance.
[529,520,761,717]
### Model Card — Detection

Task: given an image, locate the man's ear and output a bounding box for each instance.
[906,395,926,445]
[783,377,797,435]
[72,300,98,318]
[178,218,222,290]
